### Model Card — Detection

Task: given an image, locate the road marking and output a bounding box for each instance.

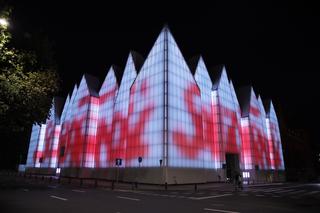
[255,194,264,197]
[190,194,232,200]
[72,189,85,193]
[204,207,240,213]
[117,196,140,201]
[300,191,320,196]
[211,203,225,207]
[274,189,295,194]
[287,190,306,195]
[50,195,68,201]
[264,188,283,192]
[48,185,58,189]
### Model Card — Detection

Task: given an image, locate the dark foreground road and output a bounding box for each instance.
[1,174,320,213]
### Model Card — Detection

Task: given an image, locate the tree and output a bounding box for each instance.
[0,9,60,133]
[0,8,60,169]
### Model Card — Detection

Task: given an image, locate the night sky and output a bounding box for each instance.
[7,1,320,146]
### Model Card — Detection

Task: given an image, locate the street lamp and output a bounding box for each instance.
[0,18,9,28]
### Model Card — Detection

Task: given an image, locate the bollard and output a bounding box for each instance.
[194,184,197,192]
[165,182,168,190]
[80,178,83,186]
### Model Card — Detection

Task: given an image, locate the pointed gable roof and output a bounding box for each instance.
[257,95,267,115]
[130,51,144,72]
[263,99,272,116]
[188,55,201,75]
[83,73,100,97]
[264,99,278,121]
[212,65,228,90]
[236,86,254,117]
[99,66,118,96]
[229,80,240,107]
[60,94,70,123]
[110,65,122,86]
[193,56,213,91]
[53,97,65,124]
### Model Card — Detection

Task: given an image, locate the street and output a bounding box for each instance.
[1,173,320,213]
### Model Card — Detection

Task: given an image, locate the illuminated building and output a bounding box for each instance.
[26,27,285,184]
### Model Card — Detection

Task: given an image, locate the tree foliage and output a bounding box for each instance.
[0,9,60,133]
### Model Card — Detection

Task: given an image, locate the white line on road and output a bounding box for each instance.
[263,188,284,192]
[274,189,295,194]
[211,203,225,207]
[255,194,264,197]
[204,207,240,213]
[48,185,58,189]
[117,196,140,201]
[190,194,232,200]
[50,195,68,201]
[72,189,85,193]
[300,191,320,196]
[287,190,306,195]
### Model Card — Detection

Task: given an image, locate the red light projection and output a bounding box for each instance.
[172,83,241,161]
[172,83,203,159]
[126,79,154,161]
[94,79,154,167]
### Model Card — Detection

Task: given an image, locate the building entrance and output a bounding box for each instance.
[225,153,240,181]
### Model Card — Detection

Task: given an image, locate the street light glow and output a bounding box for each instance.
[0,18,9,28]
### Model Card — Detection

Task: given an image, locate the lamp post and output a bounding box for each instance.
[0,18,9,28]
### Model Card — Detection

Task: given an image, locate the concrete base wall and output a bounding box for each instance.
[25,167,56,176]
[26,166,285,185]
[59,167,227,184]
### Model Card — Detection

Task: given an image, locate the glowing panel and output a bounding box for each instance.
[126,31,164,167]
[41,99,62,168]
[266,102,285,170]
[211,68,243,169]
[194,57,217,168]
[108,54,138,167]
[26,124,46,168]
[167,31,204,168]
[26,124,42,167]
[95,68,118,168]
[59,75,100,168]
[240,88,270,170]
[58,85,77,168]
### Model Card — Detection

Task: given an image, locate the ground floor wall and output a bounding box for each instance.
[25,167,285,185]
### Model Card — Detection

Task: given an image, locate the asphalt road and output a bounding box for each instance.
[1,174,320,213]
